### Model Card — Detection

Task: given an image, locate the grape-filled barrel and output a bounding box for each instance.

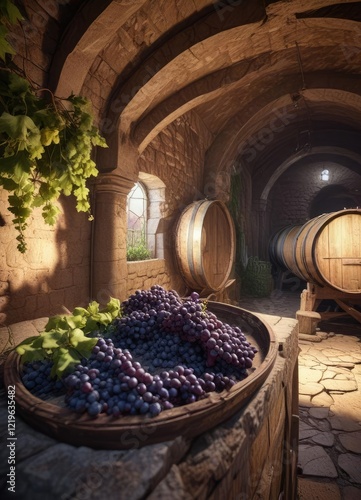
[174,200,235,294]
[269,209,361,293]
[4,299,277,449]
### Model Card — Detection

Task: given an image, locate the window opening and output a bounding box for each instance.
[126,182,151,261]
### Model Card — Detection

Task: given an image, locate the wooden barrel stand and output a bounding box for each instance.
[297,283,361,336]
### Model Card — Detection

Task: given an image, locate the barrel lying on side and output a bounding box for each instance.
[174,200,236,293]
[269,209,361,293]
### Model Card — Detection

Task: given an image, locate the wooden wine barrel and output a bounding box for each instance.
[268,225,302,271]
[269,209,361,293]
[174,200,236,293]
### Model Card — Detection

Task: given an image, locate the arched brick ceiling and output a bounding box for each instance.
[48,0,361,189]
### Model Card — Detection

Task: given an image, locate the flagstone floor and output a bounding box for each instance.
[238,290,361,499]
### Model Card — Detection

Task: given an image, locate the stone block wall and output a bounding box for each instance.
[126,259,171,297]
[0,1,93,324]
[134,111,213,294]
[269,162,361,233]
[0,191,91,325]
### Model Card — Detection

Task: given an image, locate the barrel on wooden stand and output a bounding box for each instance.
[174,199,236,294]
[269,209,361,294]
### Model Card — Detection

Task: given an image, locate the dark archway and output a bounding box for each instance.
[310,184,360,217]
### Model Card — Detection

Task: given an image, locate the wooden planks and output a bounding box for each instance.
[175,200,235,293]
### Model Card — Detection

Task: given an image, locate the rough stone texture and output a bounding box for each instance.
[126,260,171,297]
[298,445,338,478]
[338,454,361,484]
[0,192,91,325]
[338,431,361,454]
[270,163,361,232]
[342,485,361,499]
[297,478,341,500]
[229,293,361,497]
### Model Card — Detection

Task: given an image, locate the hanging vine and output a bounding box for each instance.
[0,0,107,252]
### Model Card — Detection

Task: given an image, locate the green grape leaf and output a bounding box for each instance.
[44,315,68,332]
[106,297,121,315]
[51,347,80,379]
[83,317,98,334]
[0,150,31,174]
[68,327,85,347]
[40,330,65,349]
[0,177,18,190]
[87,301,100,316]
[69,328,95,348]
[0,112,38,141]
[8,72,30,96]
[0,25,15,61]
[16,335,47,361]
[65,315,86,330]
[42,203,61,225]
[75,337,98,358]
[72,307,89,317]
[2,0,23,24]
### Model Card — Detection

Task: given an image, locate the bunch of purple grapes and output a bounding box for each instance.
[22,286,258,419]
[21,360,65,399]
[158,290,257,369]
[63,337,229,417]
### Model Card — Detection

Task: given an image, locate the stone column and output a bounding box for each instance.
[91,173,135,304]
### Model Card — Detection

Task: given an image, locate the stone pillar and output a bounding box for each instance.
[91,173,135,304]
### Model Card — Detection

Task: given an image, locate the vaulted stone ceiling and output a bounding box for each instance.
[48,0,361,199]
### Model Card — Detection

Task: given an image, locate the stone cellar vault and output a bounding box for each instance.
[1,2,361,498]
[1,0,361,321]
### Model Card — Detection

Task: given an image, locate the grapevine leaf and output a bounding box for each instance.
[0,150,31,174]
[0,177,17,190]
[16,336,47,362]
[41,330,65,349]
[69,328,92,347]
[87,301,100,316]
[18,348,47,363]
[2,0,23,24]
[72,306,89,317]
[75,337,98,358]
[64,315,86,330]
[0,25,15,61]
[83,317,98,331]
[8,72,30,96]
[0,112,38,141]
[106,297,121,316]
[44,315,68,332]
[51,347,80,378]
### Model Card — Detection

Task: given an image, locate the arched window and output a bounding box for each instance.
[126,173,166,261]
[126,182,150,261]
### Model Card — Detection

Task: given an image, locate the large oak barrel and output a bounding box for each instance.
[174,200,235,293]
[268,225,302,271]
[269,209,361,293]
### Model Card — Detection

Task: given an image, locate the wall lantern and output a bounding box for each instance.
[321,169,329,181]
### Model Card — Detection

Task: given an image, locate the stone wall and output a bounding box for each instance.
[0,0,93,325]
[134,111,213,295]
[0,190,91,325]
[126,260,171,297]
[269,162,361,233]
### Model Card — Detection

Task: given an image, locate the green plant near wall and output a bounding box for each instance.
[127,239,151,261]
[0,0,107,253]
[228,174,247,285]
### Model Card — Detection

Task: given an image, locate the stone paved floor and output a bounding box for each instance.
[238,290,361,499]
